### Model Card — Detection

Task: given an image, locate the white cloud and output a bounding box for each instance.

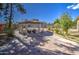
[67,4,79,10]
[67,5,74,9]
[72,4,79,10]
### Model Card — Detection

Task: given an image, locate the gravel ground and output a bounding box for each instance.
[0,30,79,55]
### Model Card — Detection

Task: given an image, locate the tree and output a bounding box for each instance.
[53,18,60,33]
[54,19,60,24]
[60,12,73,35]
[0,3,26,37]
[47,23,51,30]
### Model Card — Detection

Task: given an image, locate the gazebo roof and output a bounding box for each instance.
[19,20,43,24]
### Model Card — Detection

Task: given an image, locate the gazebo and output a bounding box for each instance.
[18,20,47,34]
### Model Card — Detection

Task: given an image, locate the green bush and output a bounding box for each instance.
[54,28,59,34]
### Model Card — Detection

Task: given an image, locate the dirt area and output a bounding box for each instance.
[0,30,79,55]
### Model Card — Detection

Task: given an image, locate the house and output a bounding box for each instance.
[17,19,47,33]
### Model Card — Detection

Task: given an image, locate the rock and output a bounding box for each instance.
[40,42,44,46]
[12,47,15,50]
[10,50,15,53]
[8,45,12,48]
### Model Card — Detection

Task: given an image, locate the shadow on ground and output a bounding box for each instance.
[0,31,75,55]
[27,31,53,46]
[53,40,79,54]
[14,47,71,55]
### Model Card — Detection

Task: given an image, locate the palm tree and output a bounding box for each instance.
[0,3,26,37]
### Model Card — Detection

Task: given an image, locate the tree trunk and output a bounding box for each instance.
[7,3,13,37]
[63,29,68,35]
[9,3,12,28]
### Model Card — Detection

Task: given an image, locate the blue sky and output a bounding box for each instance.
[1,3,79,23]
